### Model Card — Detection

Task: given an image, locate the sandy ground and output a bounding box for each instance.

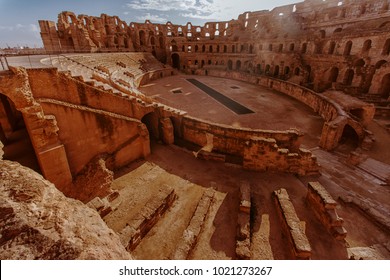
[104,142,389,260]
[141,75,324,148]
[103,75,389,260]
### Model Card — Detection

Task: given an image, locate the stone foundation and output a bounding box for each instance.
[274,188,312,260]
[306,182,347,240]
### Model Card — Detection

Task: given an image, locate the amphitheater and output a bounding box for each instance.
[0,0,390,260]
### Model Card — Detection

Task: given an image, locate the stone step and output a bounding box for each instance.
[274,188,312,260]
[358,158,390,184]
[170,188,214,260]
[118,186,177,252]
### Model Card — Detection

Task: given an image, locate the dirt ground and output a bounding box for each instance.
[141,75,324,148]
[105,142,389,260]
[102,75,390,260]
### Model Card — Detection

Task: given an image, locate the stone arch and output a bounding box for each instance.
[382,38,390,55]
[343,41,353,56]
[141,112,160,145]
[379,73,390,99]
[171,53,180,69]
[284,66,290,76]
[343,69,354,86]
[333,27,342,34]
[354,59,365,67]
[339,124,359,149]
[362,39,372,55]
[0,92,42,173]
[236,60,242,70]
[274,65,280,77]
[301,43,307,54]
[265,64,271,75]
[159,36,164,48]
[139,30,146,46]
[328,41,336,54]
[329,67,339,83]
[228,60,233,70]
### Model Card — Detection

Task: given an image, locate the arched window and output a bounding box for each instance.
[362,39,372,54]
[343,41,352,56]
[382,39,390,55]
[328,41,336,54]
[301,43,307,54]
[343,69,354,86]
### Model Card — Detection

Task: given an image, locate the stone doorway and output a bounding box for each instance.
[338,124,359,152]
[171,53,180,69]
[0,93,41,173]
[141,112,160,150]
[379,73,390,99]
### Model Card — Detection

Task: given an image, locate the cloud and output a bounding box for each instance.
[136,13,168,23]
[126,0,221,19]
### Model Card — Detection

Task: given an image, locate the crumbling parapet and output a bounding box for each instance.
[274,188,312,260]
[306,182,347,241]
[236,182,251,260]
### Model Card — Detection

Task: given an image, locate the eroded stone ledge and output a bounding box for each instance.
[274,188,312,260]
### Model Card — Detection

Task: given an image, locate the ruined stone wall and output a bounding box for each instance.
[38,101,147,175]
[25,68,151,175]
[39,1,390,99]
[180,117,318,176]
[182,116,302,152]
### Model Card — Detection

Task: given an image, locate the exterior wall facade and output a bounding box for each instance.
[40,0,390,99]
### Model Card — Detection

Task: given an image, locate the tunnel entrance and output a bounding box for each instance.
[337,124,359,153]
[141,112,159,150]
[0,93,41,173]
[171,53,180,69]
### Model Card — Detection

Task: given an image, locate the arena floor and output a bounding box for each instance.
[141,75,324,148]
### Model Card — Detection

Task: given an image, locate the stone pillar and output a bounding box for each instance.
[139,123,151,157]
[160,117,174,145]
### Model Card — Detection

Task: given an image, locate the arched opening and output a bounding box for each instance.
[224,45,227,53]
[343,41,353,56]
[382,39,390,55]
[202,45,206,52]
[301,43,307,54]
[171,53,180,69]
[141,112,160,143]
[209,45,213,53]
[328,41,336,54]
[284,66,290,76]
[338,124,359,151]
[236,60,241,70]
[289,43,295,52]
[294,67,300,76]
[274,65,280,77]
[320,30,326,38]
[150,36,156,46]
[343,69,354,86]
[329,67,339,83]
[159,36,164,48]
[195,45,199,52]
[333,27,342,34]
[228,60,233,70]
[139,30,146,46]
[362,39,372,55]
[0,93,41,173]
[256,64,262,74]
[379,73,390,99]
[232,45,235,53]
[355,59,365,67]
[265,64,271,75]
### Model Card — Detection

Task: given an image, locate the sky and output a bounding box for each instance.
[0,0,300,48]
